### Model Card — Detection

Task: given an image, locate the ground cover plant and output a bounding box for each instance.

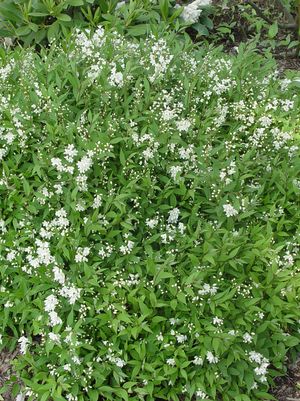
[0,26,300,401]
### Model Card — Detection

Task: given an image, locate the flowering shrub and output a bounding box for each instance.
[0,27,300,401]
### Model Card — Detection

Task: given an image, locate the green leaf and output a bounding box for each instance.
[159,0,169,21]
[22,178,31,196]
[47,21,60,42]
[126,24,149,37]
[15,26,32,36]
[120,148,126,166]
[114,388,128,400]
[88,389,99,401]
[57,13,72,22]
[192,22,209,35]
[268,23,278,38]
[67,0,84,5]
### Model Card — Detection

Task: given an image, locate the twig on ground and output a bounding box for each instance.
[245,0,297,30]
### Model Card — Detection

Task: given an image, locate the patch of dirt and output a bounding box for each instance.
[270,357,300,401]
[276,57,300,74]
[209,0,300,73]
[0,348,19,401]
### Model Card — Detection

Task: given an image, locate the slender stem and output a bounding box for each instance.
[245,0,297,30]
[274,0,295,24]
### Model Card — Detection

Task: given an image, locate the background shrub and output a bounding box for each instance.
[0,28,300,401]
[0,0,214,45]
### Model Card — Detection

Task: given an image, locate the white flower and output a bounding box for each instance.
[179,0,211,24]
[92,194,102,209]
[0,219,7,233]
[162,108,176,122]
[77,156,93,174]
[49,332,61,343]
[146,217,159,229]
[64,144,78,162]
[168,208,180,224]
[35,239,53,266]
[206,351,219,364]
[196,389,208,399]
[170,165,182,181]
[166,358,176,366]
[18,336,29,354]
[75,247,90,263]
[249,351,264,364]
[120,240,134,255]
[59,285,81,305]
[114,357,126,368]
[49,311,62,326]
[53,265,65,285]
[109,65,124,87]
[223,203,238,217]
[193,356,203,365]
[44,294,59,312]
[212,317,223,326]
[16,393,25,401]
[176,119,191,132]
[72,355,81,365]
[176,334,187,343]
[243,332,253,343]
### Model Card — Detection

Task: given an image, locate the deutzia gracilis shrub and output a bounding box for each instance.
[0,28,300,401]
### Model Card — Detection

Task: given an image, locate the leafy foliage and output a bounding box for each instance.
[0,0,214,45]
[0,28,300,401]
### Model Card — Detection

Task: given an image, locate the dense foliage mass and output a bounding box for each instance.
[0,0,213,45]
[0,28,300,401]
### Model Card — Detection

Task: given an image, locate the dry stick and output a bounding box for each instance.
[245,0,297,30]
[274,0,296,25]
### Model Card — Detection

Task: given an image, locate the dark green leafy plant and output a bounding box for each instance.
[0,0,215,45]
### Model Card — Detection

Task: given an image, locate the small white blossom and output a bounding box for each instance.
[179,0,211,24]
[223,203,238,217]
[44,295,59,312]
[77,156,93,174]
[18,336,29,354]
[166,358,176,366]
[206,351,219,364]
[168,208,180,224]
[193,356,204,365]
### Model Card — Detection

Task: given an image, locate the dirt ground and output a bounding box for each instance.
[0,348,18,401]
